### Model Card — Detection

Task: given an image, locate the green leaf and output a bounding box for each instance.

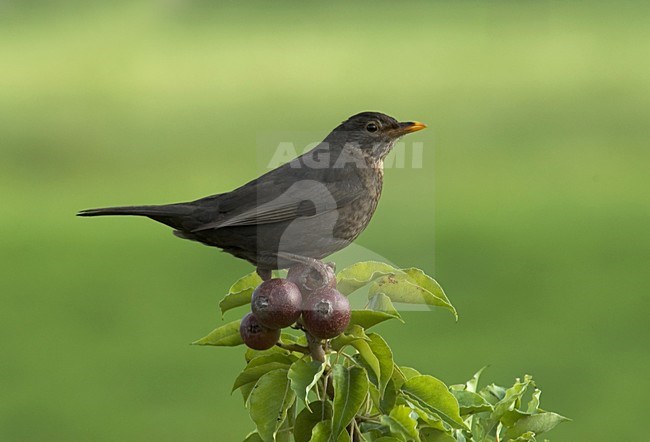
[275,418,291,442]
[243,431,265,442]
[240,381,256,404]
[419,428,456,442]
[401,268,458,320]
[369,273,457,320]
[288,359,325,408]
[358,425,384,440]
[261,406,291,442]
[503,412,570,439]
[248,369,296,442]
[450,389,493,415]
[343,324,369,339]
[368,293,402,317]
[348,310,402,330]
[475,376,537,438]
[294,401,332,442]
[500,387,543,428]
[380,378,398,414]
[526,389,541,413]
[219,271,262,317]
[481,383,507,404]
[336,261,400,295]
[367,382,381,414]
[331,325,370,350]
[350,340,381,385]
[245,346,289,363]
[492,376,534,419]
[399,366,422,381]
[391,367,407,390]
[367,333,394,398]
[500,409,529,428]
[466,366,488,393]
[506,431,537,441]
[240,354,293,402]
[331,365,369,440]
[310,420,351,442]
[310,421,330,442]
[367,380,397,415]
[401,375,467,430]
[192,320,243,346]
[411,406,447,432]
[247,353,296,368]
[380,404,420,441]
[232,362,292,392]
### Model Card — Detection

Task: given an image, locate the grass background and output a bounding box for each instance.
[1,1,649,440]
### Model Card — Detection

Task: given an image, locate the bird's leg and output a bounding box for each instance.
[256,267,272,281]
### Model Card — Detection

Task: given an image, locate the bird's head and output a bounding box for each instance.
[327,111,426,163]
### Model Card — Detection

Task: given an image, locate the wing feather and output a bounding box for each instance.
[192,178,360,231]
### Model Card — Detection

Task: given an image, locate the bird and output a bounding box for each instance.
[78,111,426,280]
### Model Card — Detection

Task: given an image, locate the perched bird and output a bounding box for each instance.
[78,112,426,279]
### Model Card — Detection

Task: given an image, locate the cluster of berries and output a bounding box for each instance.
[239,263,351,350]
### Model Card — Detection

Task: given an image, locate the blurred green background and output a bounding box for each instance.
[2,1,649,440]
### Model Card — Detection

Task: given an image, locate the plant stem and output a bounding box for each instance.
[275,342,309,354]
[321,374,329,419]
[340,352,362,367]
[305,330,326,362]
[355,415,381,424]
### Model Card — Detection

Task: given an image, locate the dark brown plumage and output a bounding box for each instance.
[78,112,426,277]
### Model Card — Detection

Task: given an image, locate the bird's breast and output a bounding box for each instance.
[334,163,384,242]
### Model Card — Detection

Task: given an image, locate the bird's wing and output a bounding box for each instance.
[191,177,362,232]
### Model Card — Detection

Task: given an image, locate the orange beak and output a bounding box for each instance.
[394,121,427,136]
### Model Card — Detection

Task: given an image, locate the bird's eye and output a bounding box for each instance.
[366,122,379,133]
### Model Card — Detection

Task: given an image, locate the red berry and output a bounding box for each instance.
[302,287,350,339]
[240,312,281,350]
[287,262,336,297]
[251,279,302,329]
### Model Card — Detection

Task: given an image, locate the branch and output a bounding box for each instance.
[305,330,326,363]
[276,341,309,354]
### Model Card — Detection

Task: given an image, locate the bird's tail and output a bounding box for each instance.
[77,204,192,218]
